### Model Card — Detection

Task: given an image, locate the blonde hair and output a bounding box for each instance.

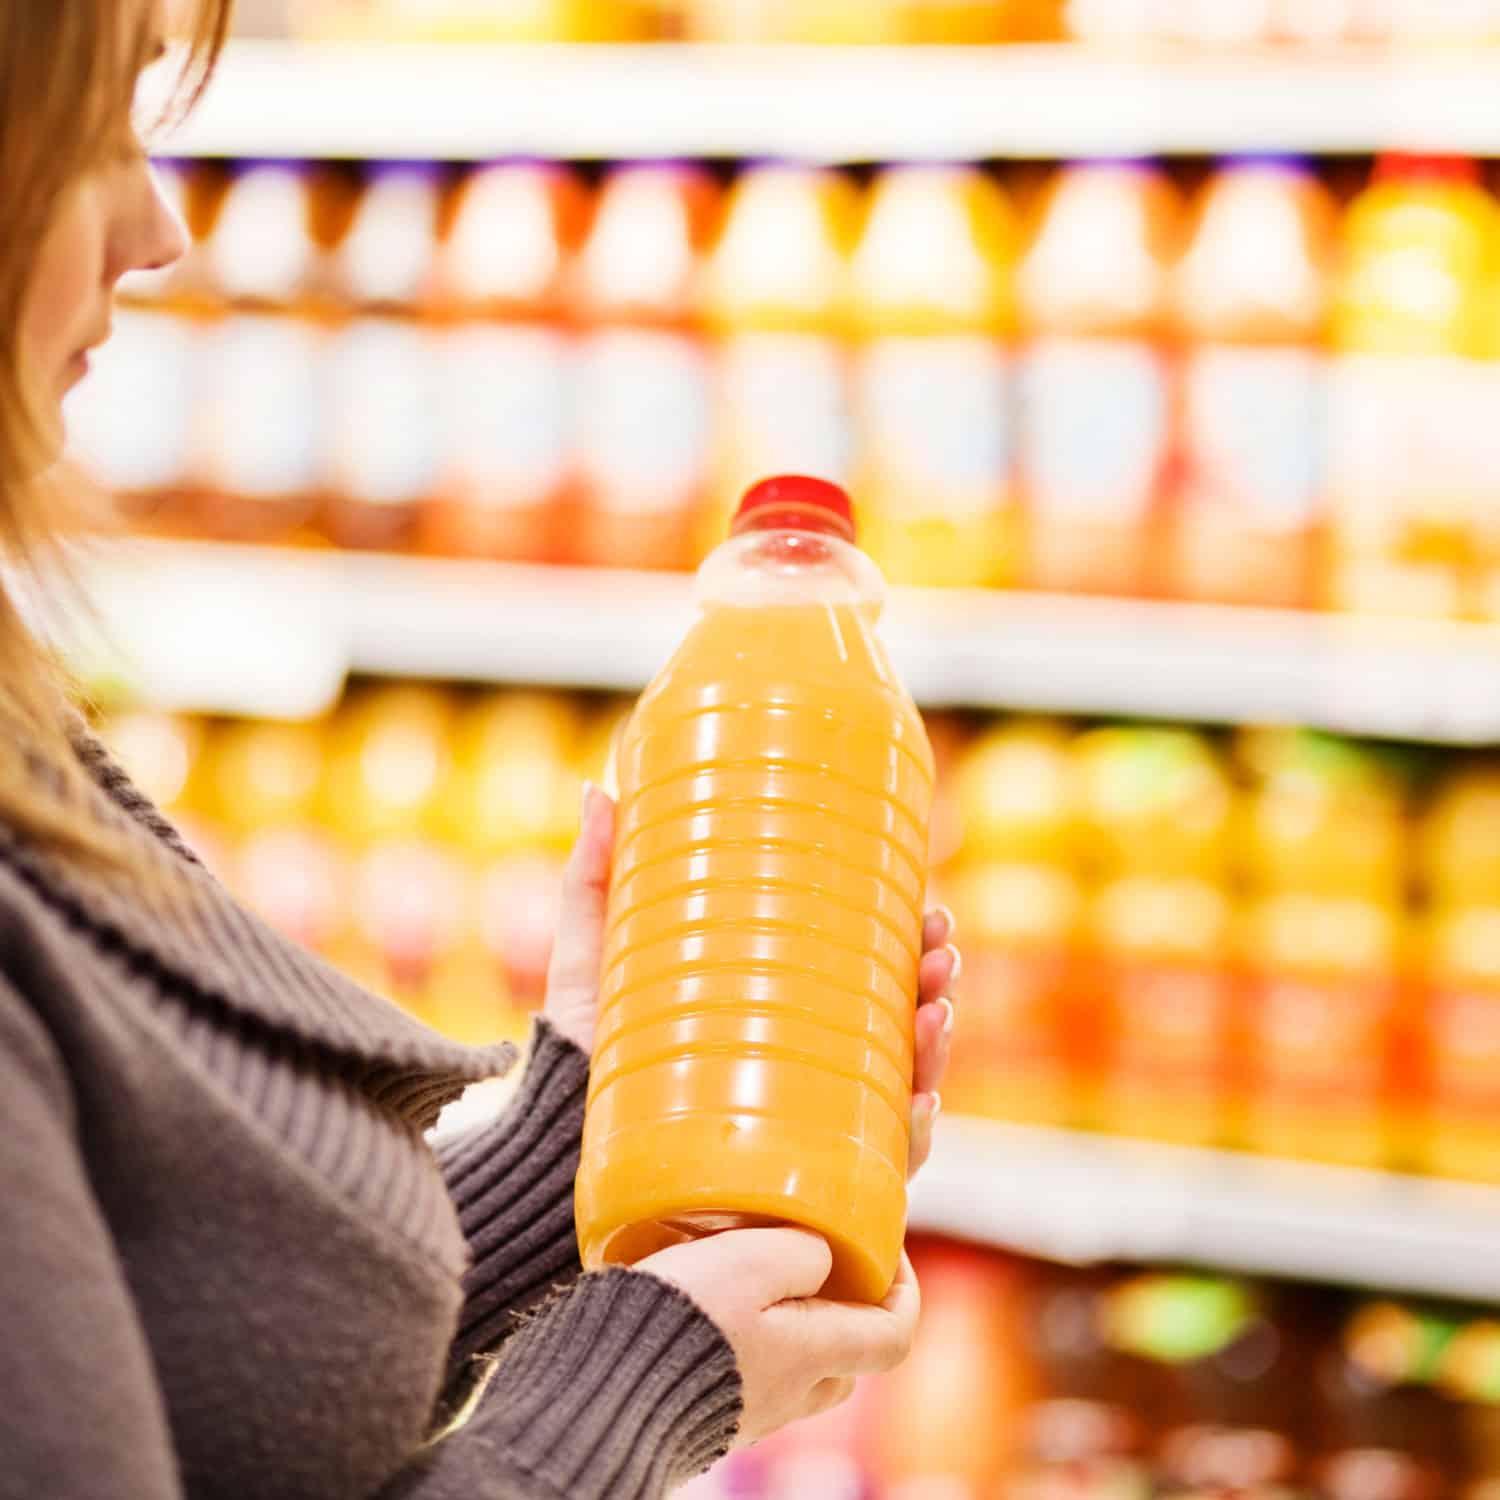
[0,0,232,864]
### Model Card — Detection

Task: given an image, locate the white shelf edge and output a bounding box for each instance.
[68,540,1500,742]
[910,1116,1500,1302]
[158,40,1500,162]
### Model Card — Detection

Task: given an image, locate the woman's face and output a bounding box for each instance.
[19,1,186,450]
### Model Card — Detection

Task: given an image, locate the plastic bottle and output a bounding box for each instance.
[701,165,859,557]
[1016,160,1182,596]
[568,163,720,571]
[1170,157,1337,609]
[1156,0,1276,46]
[323,162,446,553]
[947,722,1082,1126]
[574,476,936,1304]
[849,164,1021,589]
[195,161,336,544]
[1328,154,1496,618]
[1419,905,1500,1183]
[1062,0,1159,44]
[1241,891,1404,1166]
[425,161,589,564]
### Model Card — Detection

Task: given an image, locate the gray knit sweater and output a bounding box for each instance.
[0,729,742,1500]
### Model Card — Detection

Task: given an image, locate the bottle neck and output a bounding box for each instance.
[697,527,887,614]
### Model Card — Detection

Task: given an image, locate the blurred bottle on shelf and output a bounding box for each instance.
[294,0,661,40]
[1155,0,1277,47]
[871,1242,1037,1492]
[700,164,859,552]
[1017,160,1181,596]
[898,0,1018,42]
[850,164,1021,589]
[1074,729,1237,1144]
[322,162,446,554]
[425,161,588,564]
[1328,154,1497,619]
[321,685,468,1011]
[1171,156,1336,609]
[568,163,720,571]
[1320,1301,1466,1482]
[1241,889,1404,1166]
[208,718,348,957]
[946,723,1081,1126]
[196,161,338,545]
[1060,0,1158,45]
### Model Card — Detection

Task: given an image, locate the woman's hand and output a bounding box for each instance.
[637,1228,920,1447]
[544,783,960,1178]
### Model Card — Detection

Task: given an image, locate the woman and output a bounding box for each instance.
[0,3,962,1497]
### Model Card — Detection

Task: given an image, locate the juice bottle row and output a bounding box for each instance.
[935,717,1500,1181]
[99,685,1500,1185]
[72,153,1500,616]
[268,0,1500,47]
[686,1238,1500,1500]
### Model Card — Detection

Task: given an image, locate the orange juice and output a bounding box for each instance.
[195,161,335,545]
[576,476,935,1304]
[569,163,721,572]
[1328,154,1497,618]
[1017,161,1182,597]
[701,165,859,554]
[1171,157,1336,609]
[323,162,446,554]
[850,164,1021,589]
[1241,892,1403,1167]
[425,162,590,564]
[1420,904,1500,1183]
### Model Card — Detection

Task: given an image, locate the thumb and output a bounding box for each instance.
[544,783,616,1045]
[647,1228,835,1309]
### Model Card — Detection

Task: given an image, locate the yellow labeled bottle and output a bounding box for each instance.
[576,476,936,1303]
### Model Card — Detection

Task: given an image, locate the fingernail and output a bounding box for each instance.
[945,943,963,983]
[936,905,956,938]
[579,779,595,824]
[929,1091,942,1122]
[939,996,956,1038]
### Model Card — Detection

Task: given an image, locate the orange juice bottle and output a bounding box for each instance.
[1092,874,1238,1145]
[1171,157,1337,609]
[1017,160,1182,597]
[1240,891,1404,1167]
[323,162,445,554]
[425,162,590,564]
[946,721,1082,1124]
[1420,904,1500,1183]
[575,476,936,1303]
[195,160,335,545]
[849,164,1021,589]
[1416,767,1500,1181]
[1328,154,1496,618]
[568,163,721,572]
[701,164,859,555]
[898,0,1016,41]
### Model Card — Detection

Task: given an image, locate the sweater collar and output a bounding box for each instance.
[0,725,518,1124]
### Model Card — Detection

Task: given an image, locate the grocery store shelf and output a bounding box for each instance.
[909,1116,1500,1303]
[67,540,1500,738]
[160,40,1500,163]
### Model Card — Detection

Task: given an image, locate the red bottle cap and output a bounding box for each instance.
[732,475,857,544]
[1374,153,1481,185]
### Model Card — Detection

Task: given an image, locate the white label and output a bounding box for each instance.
[198,314,325,498]
[324,318,441,506]
[573,329,712,513]
[856,334,1011,520]
[1020,336,1169,520]
[65,309,200,493]
[1181,345,1325,529]
[1327,353,1491,547]
[442,324,571,509]
[718,332,853,487]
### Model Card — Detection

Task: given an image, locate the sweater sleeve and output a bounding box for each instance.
[435,1018,590,1376]
[378,1267,744,1500]
[0,976,187,1499]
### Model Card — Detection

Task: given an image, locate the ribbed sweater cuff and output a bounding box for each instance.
[437,1019,589,1372]
[465,1267,743,1499]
